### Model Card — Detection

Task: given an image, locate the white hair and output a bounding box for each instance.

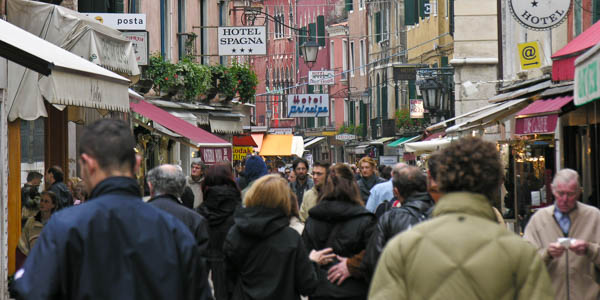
[551,168,580,189]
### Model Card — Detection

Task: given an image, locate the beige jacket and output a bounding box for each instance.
[187,176,204,208]
[524,202,600,300]
[18,215,45,256]
[299,187,319,222]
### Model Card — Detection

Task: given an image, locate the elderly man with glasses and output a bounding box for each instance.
[524,168,600,300]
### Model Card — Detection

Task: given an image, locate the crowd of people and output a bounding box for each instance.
[10,118,600,300]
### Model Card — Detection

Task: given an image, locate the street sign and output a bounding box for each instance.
[575,44,600,106]
[122,31,149,65]
[336,133,356,141]
[85,13,147,30]
[287,94,330,118]
[218,26,266,56]
[518,41,542,70]
[410,99,424,118]
[380,156,398,166]
[268,128,293,135]
[509,0,570,30]
[309,71,335,85]
[393,65,420,81]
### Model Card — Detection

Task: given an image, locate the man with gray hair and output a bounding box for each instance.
[148,164,209,255]
[366,163,408,213]
[188,159,206,208]
[524,168,600,300]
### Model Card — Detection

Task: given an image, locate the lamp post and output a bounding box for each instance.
[300,39,319,70]
[417,67,453,123]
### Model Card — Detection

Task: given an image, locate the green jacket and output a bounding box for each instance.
[368,192,555,300]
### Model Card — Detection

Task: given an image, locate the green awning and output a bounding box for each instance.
[389,135,420,147]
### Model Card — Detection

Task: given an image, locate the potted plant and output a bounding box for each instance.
[230,62,259,103]
[176,57,211,102]
[207,65,236,102]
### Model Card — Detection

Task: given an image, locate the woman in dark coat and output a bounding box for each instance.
[197,164,242,300]
[302,163,377,300]
[223,174,334,300]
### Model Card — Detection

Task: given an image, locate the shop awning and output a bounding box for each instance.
[575,41,600,106]
[489,80,552,103]
[8,0,139,77]
[388,136,420,147]
[514,96,574,135]
[446,98,531,134]
[369,137,395,145]
[259,134,298,156]
[552,20,600,81]
[233,135,258,147]
[130,99,230,147]
[305,137,326,148]
[209,119,243,134]
[0,18,130,122]
[405,137,456,155]
[355,144,370,154]
[292,136,305,157]
[251,133,264,152]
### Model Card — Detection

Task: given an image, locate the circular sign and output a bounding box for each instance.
[509,0,571,30]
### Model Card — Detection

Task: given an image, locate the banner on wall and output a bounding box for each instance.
[233,146,254,161]
[198,147,232,165]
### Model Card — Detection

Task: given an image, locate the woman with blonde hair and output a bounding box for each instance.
[223,174,334,300]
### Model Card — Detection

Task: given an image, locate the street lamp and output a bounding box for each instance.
[419,78,446,122]
[300,39,319,66]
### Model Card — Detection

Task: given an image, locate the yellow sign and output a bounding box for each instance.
[233,146,254,161]
[518,41,542,70]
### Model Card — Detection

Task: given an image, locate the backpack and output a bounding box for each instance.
[374,199,401,219]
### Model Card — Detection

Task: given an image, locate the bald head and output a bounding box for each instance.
[147,164,186,198]
[392,166,427,200]
[391,163,409,177]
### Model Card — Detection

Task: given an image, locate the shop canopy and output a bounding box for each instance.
[552,20,600,81]
[388,136,420,147]
[575,41,600,106]
[0,18,130,122]
[446,98,531,134]
[304,137,326,148]
[369,137,395,145]
[259,135,304,157]
[514,96,574,135]
[233,135,258,147]
[404,137,456,155]
[251,133,265,152]
[130,98,231,147]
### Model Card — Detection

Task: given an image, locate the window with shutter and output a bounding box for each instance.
[309,23,317,41]
[298,27,307,53]
[404,0,418,25]
[375,12,381,42]
[345,0,354,11]
[317,16,325,46]
[420,0,430,19]
[594,0,600,24]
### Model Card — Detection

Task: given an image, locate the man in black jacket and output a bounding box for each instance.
[12,119,212,300]
[46,166,73,210]
[147,164,209,255]
[362,166,435,280]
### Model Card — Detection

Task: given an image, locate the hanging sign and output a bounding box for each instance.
[336,133,356,141]
[233,146,254,161]
[575,45,600,106]
[287,94,330,118]
[84,13,147,30]
[198,147,232,165]
[218,26,267,56]
[410,99,424,119]
[309,71,335,85]
[518,41,542,70]
[509,0,570,30]
[122,31,149,65]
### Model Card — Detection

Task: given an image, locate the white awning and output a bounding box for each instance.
[209,119,243,134]
[405,137,456,154]
[369,137,395,145]
[0,18,130,121]
[166,110,198,126]
[304,137,326,148]
[292,136,305,157]
[446,98,531,134]
[8,0,139,77]
[355,144,370,154]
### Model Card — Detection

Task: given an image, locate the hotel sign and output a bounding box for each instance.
[309,71,335,85]
[509,0,570,30]
[287,94,329,118]
[218,26,266,56]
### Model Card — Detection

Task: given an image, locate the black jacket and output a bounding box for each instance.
[48,181,73,210]
[302,199,376,299]
[357,175,386,204]
[148,194,209,255]
[362,192,435,280]
[197,185,241,300]
[223,206,319,300]
[13,177,212,300]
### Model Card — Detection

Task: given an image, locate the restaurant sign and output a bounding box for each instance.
[509,0,570,30]
[198,147,232,165]
[287,94,329,118]
[515,114,558,135]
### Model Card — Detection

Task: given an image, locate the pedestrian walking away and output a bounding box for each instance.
[369,136,554,300]
[524,168,600,300]
[11,119,212,300]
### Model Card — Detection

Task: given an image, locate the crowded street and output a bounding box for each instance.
[0,0,600,299]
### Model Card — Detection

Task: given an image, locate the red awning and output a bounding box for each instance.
[516,95,573,117]
[233,135,258,147]
[514,96,573,135]
[552,21,600,81]
[130,99,230,146]
[423,132,443,141]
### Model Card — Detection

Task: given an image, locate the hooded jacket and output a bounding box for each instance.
[302,198,376,299]
[362,192,435,280]
[223,206,319,300]
[369,192,555,300]
[13,177,212,300]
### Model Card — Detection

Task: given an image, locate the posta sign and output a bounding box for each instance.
[85,13,146,30]
[287,94,329,118]
[509,0,570,30]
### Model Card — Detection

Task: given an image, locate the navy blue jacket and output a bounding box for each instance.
[13,176,212,300]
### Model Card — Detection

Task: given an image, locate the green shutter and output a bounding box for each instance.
[404,0,417,25]
[360,102,367,126]
[309,23,317,40]
[375,12,381,42]
[299,27,307,53]
[307,117,315,127]
[317,16,326,47]
[308,85,314,94]
[114,0,124,12]
[408,80,416,100]
[382,84,388,118]
[594,0,600,23]
[441,56,449,67]
[318,117,327,126]
[345,0,353,11]
[419,0,430,20]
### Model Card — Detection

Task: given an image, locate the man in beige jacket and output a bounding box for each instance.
[299,161,330,222]
[524,168,600,300]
